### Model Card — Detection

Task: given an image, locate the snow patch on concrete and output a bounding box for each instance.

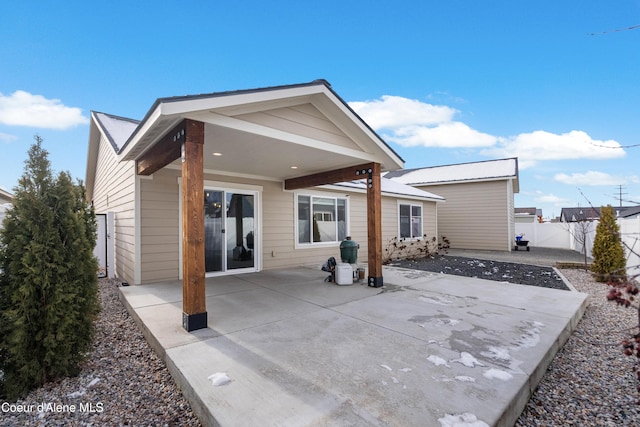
[452,352,485,368]
[483,368,513,381]
[208,372,232,386]
[438,412,490,427]
[427,355,450,367]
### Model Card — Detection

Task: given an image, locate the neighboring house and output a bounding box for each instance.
[385,158,519,251]
[619,206,640,219]
[85,80,444,331]
[559,207,600,222]
[0,188,13,227]
[559,206,634,222]
[515,207,542,223]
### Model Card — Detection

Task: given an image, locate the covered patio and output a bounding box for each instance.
[98,80,404,332]
[118,266,587,426]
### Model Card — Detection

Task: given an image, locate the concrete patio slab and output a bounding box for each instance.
[119,266,588,427]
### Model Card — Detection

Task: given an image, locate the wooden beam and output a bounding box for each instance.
[285,161,384,288]
[136,122,185,176]
[284,162,378,190]
[366,163,383,288]
[181,119,207,332]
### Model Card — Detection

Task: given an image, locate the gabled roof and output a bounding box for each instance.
[116,79,403,168]
[559,207,600,222]
[325,177,445,202]
[92,112,140,152]
[86,80,406,197]
[384,158,519,192]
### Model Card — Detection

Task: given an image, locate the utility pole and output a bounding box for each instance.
[616,184,628,207]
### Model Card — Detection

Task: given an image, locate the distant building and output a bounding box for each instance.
[0,188,13,205]
[0,188,13,228]
[515,207,542,223]
[559,206,636,222]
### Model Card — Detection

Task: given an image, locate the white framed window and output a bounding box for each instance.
[399,203,422,239]
[297,194,348,245]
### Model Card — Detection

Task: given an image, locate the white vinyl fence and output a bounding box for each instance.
[516,218,640,279]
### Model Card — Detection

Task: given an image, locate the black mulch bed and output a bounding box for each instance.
[390,255,570,291]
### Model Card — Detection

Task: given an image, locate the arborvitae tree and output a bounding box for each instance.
[0,136,99,400]
[590,205,627,282]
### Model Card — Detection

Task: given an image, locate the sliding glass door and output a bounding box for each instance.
[204,188,256,275]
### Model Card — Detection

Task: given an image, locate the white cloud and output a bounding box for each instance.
[350,96,626,167]
[350,96,497,148]
[0,90,88,130]
[533,191,571,205]
[350,95,456,128]
[481,130,625,169]
[0,132,17,143]
[554,171,640,186]
[383,122,497,148]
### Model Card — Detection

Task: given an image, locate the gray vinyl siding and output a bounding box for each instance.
[416,180,510,251]
[91,134,136,284]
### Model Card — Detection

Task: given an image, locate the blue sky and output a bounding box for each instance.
[1,1,639,219]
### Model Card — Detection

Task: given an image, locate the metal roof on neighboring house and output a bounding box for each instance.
[326,177,445,202]
[384,158,519,188]
[515,207,537,216]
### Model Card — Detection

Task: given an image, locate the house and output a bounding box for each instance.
[619,206,640,219]
[559,206,635,222]
[0,188,12,205]
[515,207,542,223]
[0,188,13,227]
[559,207,600,222]
[85,80,444,331]
[385,158,519,251]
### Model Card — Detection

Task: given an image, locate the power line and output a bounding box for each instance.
[589,141,640,149]
[589,23,640,35]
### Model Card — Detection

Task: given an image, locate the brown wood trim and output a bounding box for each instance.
[284,163,377,190]
[136,120,195,176]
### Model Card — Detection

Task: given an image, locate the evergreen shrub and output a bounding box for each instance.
[0,137,99,400]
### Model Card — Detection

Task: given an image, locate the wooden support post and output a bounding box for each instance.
[181,119,207,332]
[365,163,383,287]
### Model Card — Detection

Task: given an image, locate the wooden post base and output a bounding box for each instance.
[183,312,208,332]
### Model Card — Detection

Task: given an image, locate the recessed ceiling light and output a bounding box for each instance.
[290,166,298,169]
[212,152,222,156]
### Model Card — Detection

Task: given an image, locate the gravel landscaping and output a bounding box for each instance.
[1,279,201,427]
[3,256,639,426]
[391,255,570,290]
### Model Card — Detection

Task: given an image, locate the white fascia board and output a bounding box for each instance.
[85,116,102,200]
[161,85,326,117]
[118,106,163,160]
